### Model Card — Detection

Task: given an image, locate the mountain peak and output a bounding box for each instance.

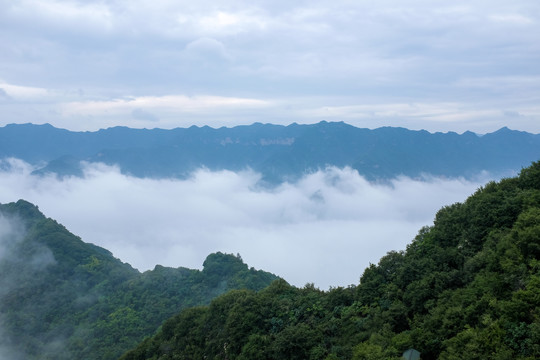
[0,199,45,223]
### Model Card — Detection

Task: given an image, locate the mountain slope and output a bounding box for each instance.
[0,200,278,360]
[121,161,540,360]
[1,122,539,182]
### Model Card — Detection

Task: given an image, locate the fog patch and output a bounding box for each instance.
[0,159,484,289]
[0,213,30,359]
[0,210,56,275]
[0,214,25,360]
[0,213,30,296]
[0,213,22,260]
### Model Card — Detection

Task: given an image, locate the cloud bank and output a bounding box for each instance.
[0,159,485,289]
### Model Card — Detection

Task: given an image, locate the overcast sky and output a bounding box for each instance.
[0,0,539,133]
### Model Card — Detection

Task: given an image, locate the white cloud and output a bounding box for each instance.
[61,94,270,115]
[50,94,273,129]
[195,10,269,36]
[0,83,538,133]
[0,82,51,100]
[0,159,485,289]
[278,99,540,133]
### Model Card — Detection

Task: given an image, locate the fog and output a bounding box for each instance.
[0,212,27,360]
[0,158,487,289]
[0,207,68,359]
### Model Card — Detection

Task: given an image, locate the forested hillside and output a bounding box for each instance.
[122,162,540,360]
[0,200,277,360]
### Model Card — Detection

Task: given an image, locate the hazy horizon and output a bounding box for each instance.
[1,120,537,136]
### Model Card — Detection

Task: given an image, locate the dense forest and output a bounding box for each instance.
[122,162,540,359]
[0,200,277,360]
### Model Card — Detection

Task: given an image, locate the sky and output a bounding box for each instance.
[0,0,539,133]
[0,159,487,289]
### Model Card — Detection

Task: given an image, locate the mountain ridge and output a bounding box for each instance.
[1,122,539,182]
[120,161,540,360]
[0,199,278,360]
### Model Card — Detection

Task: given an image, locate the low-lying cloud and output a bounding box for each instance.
[0,159,486,289]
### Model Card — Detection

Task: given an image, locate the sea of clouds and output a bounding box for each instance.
[0,158,488,289]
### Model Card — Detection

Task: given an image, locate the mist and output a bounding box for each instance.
[0,212,28,360]
[0,158,486,289]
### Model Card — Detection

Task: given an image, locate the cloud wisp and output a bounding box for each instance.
[0,159,485,289]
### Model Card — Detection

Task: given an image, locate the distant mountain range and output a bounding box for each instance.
[1,121,539,182]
